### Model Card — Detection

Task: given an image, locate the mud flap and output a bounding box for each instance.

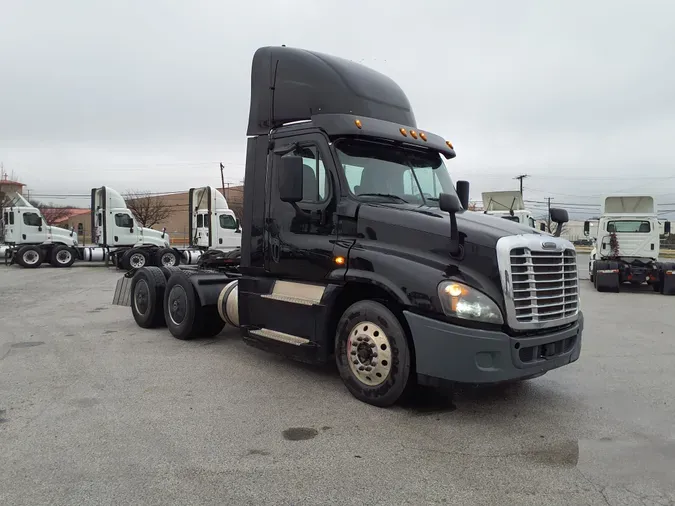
[112,275,133,306]
[662,267,675,295]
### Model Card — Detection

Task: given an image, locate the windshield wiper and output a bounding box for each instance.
[358,193,408,203]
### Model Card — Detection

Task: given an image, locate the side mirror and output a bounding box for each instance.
[539,223,546,232]
[70,226,75,237]
[279,156,304,203]
[550,208,569,225]
[161,227,166,238]
[438,192,462,257]
[439,193,462,214]
[665,221,671,235]
[455,180,470,210]
[130,227,134,233]
[583,221,590,236]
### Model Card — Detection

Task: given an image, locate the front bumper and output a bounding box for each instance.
[404,311,583,384]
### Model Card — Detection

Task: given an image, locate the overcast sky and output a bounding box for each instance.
[1,0,674,218]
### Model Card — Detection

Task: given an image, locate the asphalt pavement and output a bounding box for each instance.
[1,263,674,505]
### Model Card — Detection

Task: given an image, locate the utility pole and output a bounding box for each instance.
[219,162,226,196]
[514,174,529,195]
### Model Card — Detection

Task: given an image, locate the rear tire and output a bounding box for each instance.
[16,245,44,268]
[156,248,181,267]
[159,265,183,280]
[50,245,76,267]
[164,271,204,340]
[130,267,167,328]
[121,248,149,271]
[335,300,412,407]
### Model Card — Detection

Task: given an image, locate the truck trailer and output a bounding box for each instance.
[114,46,584,407]
[2,185,241,269]
[586,195,674,293]
[482,190,537,230]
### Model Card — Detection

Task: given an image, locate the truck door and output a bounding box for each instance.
[111,211,136,245]
[95,210,104,244]
[265,132,339,282]
[20,210,44,243]
[215,210,240,250]
[194,210,210,248]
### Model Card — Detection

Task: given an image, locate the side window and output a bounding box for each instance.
[114,213,133,228]
[10,211,14,225]
[284,145,330,203]
[97,213,102,226]
[197,214,204,227]
[204,214,210,228]
[529,218,536,228]
[3,212,7,223]
[23,212,41,226]
[219,214,237,229]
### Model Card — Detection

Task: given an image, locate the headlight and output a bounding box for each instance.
[438,281,503,324]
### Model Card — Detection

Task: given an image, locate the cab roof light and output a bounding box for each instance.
[410,130,418,139]
[419,132,427,141]
[399,128,407,137]
[354,119,362,129]
[446,140,454,149]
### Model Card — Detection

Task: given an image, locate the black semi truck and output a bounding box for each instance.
[114,46,583,407]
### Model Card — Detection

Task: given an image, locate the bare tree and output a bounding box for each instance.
[122,190,173,228]
[29,200,72,225]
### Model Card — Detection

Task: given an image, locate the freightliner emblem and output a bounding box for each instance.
[542,241,558,250]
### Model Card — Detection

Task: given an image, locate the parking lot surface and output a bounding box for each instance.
[1,263,675,505]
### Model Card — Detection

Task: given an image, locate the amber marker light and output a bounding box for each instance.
[446,140,454,149]
[355,119,362,129]
[419,132,427,141]
[410,130,418,139]
[334,256,346,265]
[399,128,407,136]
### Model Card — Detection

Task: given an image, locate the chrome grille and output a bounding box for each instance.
[509,247,579,324]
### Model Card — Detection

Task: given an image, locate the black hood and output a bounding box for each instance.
[357,202,537,248]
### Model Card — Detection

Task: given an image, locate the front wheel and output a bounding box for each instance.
[335,300,412,407]
[156,248,181,267]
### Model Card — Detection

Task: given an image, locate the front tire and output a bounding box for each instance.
[121,248,149,271]
[16,245,44,268]
[51,245,76,267]
[335,300,412,407]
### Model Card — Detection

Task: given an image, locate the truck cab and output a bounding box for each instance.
[91,186,169,249]
[1,192,79,267]
[586,195,673,293]
[234,46,583,405]
[481,191,537,229]
[189,186,240,251]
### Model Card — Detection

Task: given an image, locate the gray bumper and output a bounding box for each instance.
[404,311,583,384]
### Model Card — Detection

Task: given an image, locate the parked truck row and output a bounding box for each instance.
[114,45,583,407]
[1,186,241,270]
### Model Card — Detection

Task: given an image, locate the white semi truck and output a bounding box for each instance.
[585,195,674,294]
[1,185,241,270]
[481,191,537,229]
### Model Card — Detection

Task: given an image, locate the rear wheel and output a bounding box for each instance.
[156,248,180,267]
[130,266,167,328]
[164,271,203,340]
[335,300,412,407]
[121,248,149,271]
[16,245,44,268]
[50,245,76,267]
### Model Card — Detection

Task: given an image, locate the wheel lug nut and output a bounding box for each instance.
[353,360,359,365]
[372,352,378,357]
[369,342,376,348]
[365,366,372,372]
[358,366,365,371]
[350,350,357,356]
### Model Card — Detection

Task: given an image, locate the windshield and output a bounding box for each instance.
[607,220,651,233]
[334,138,458,206]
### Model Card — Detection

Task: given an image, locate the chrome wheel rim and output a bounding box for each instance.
[168,285,187,325]
[56,250,72,264]
[23,250,39,265]
[347,321,392,386]
[161,252,176,266]
[134,279,150,315]
[130,253,146,268]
